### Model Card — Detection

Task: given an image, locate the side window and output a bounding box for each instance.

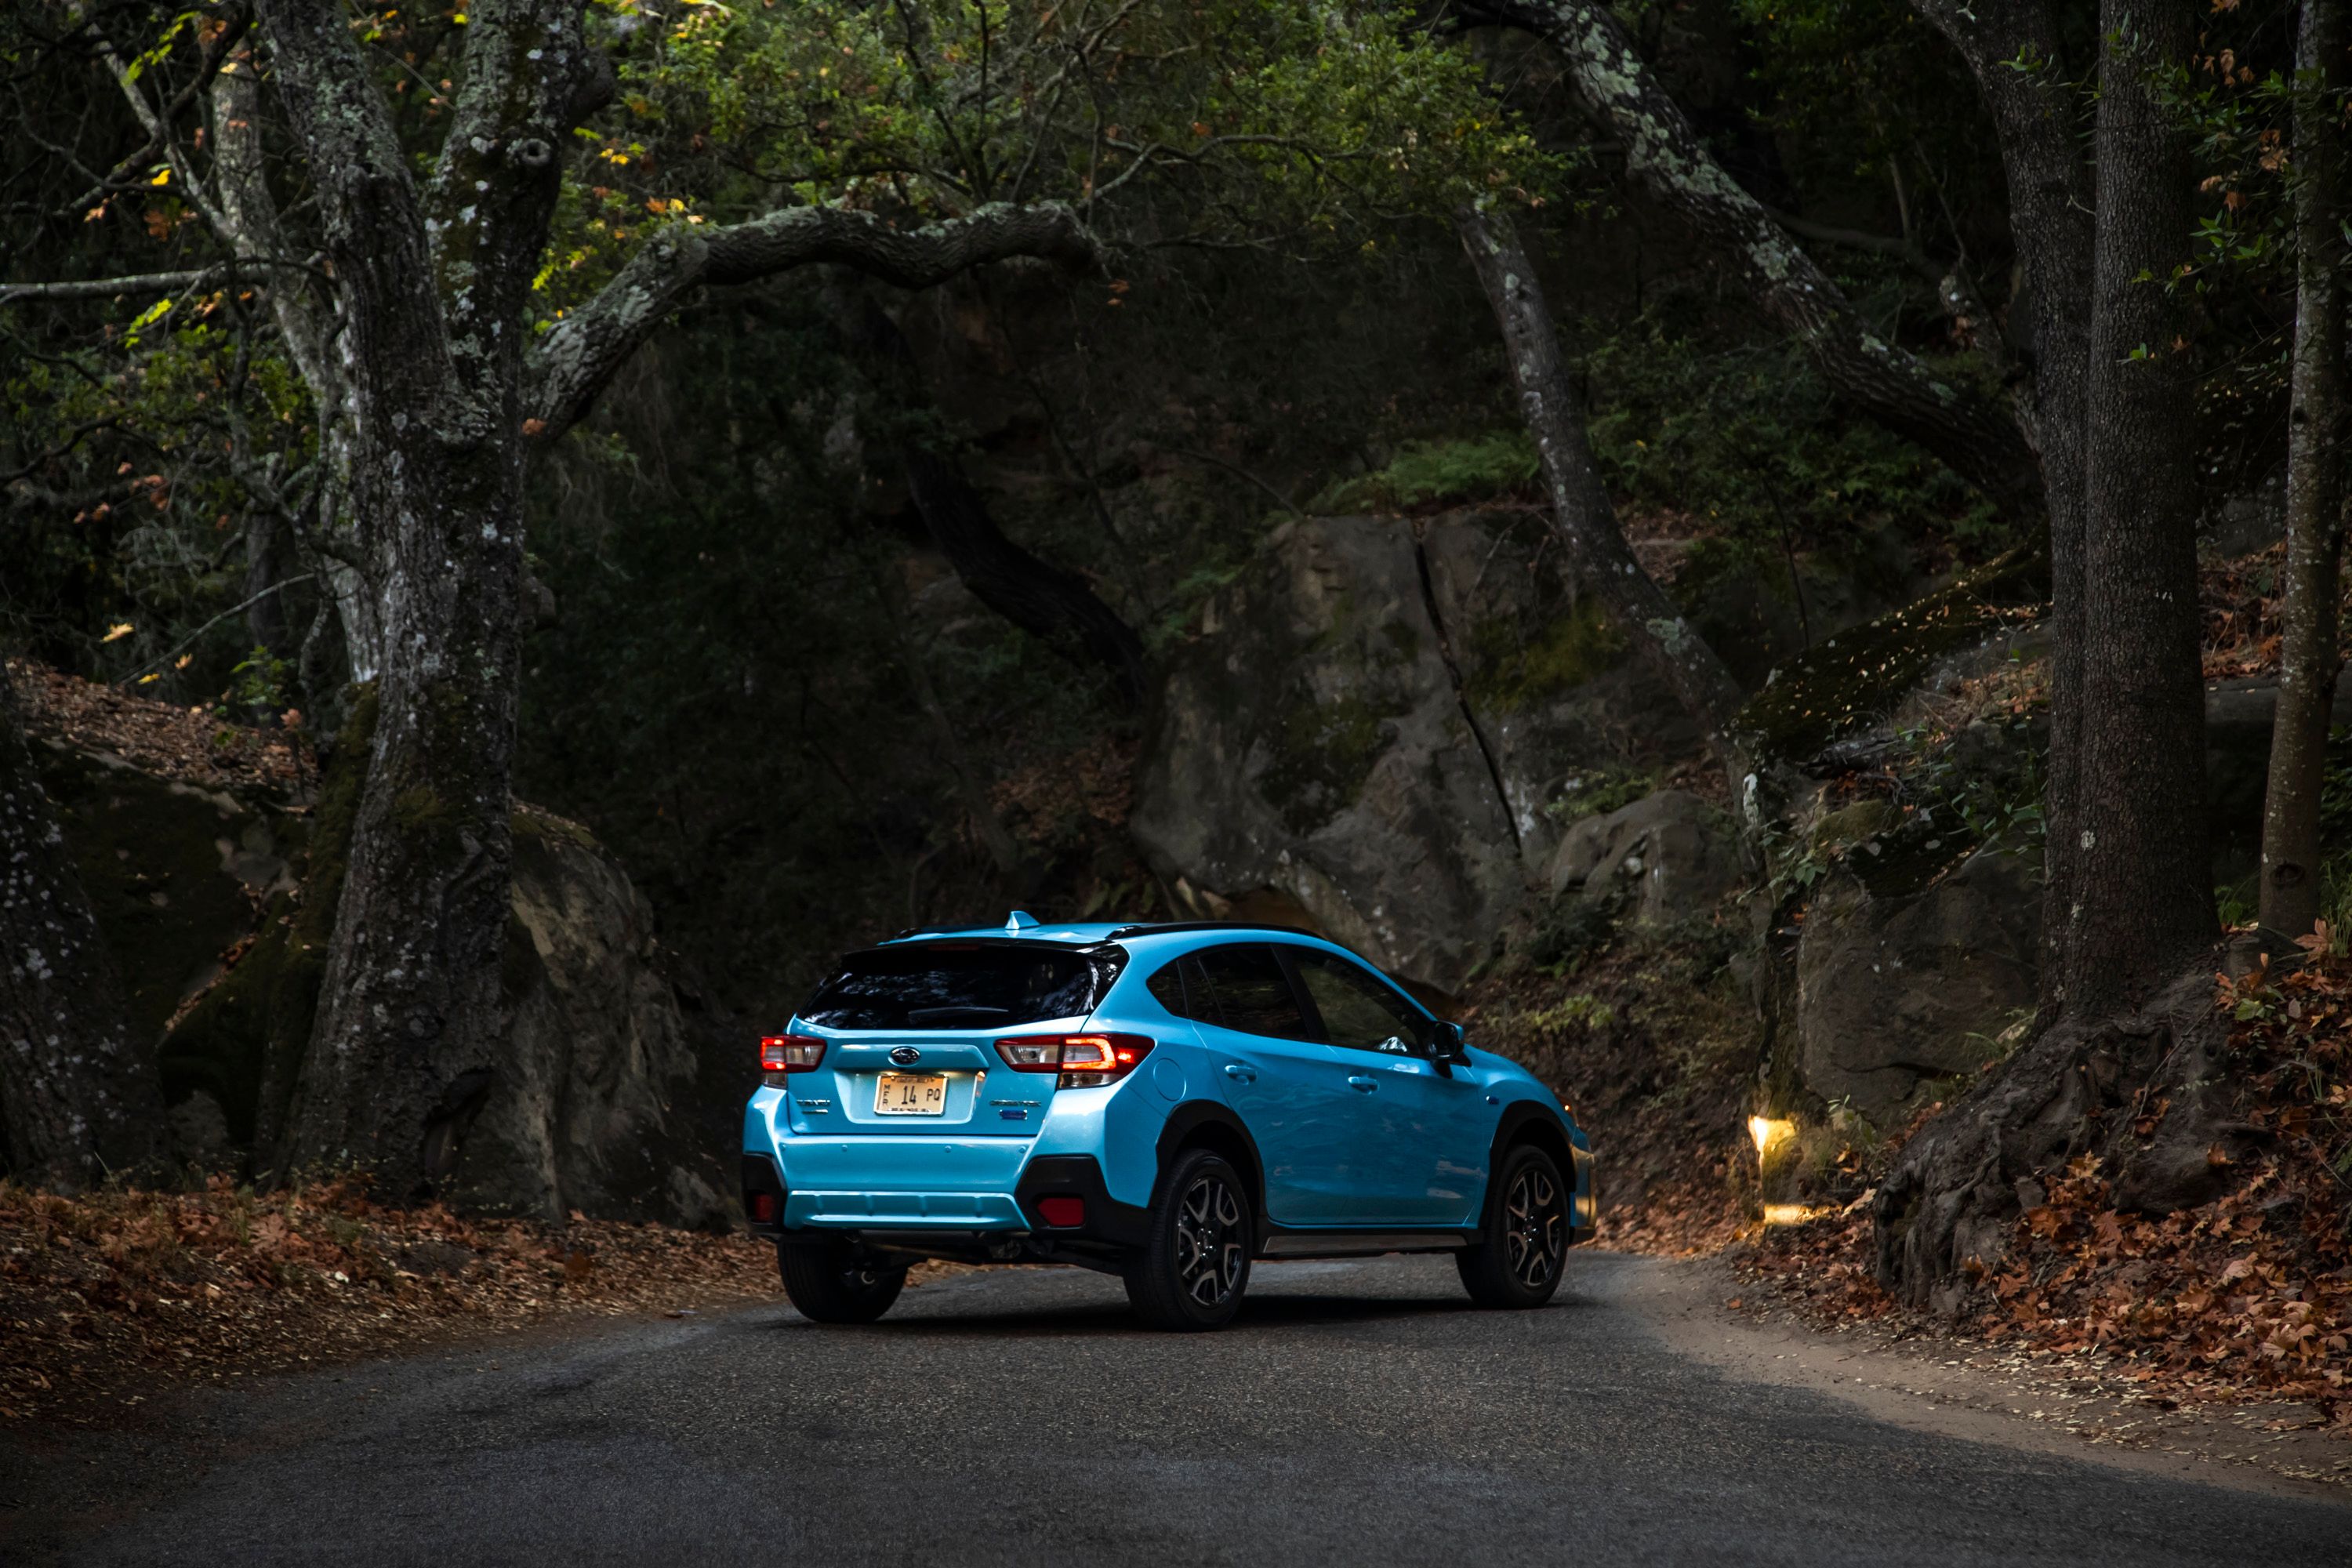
[1192,944,1314,1039]
[1145,959,1190,1019]
[1290,949,1434,1055]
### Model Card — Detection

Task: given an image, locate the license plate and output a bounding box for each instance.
[874,1072,949,1116]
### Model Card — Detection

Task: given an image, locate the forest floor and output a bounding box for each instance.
[1577,946,2352,1468]
[0,1178,980,1427]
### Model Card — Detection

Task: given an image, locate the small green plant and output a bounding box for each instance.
[228,643,293,716]
[1523,993,1617,1033]
[1308,431,1540,514]
[1544,764,1660,823]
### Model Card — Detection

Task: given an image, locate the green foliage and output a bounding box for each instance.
[1523,894,1620,975]
[227,645,292,717]
[1581,307,2003,561]
[1307,431,1539,513]
[532,0,1565,328]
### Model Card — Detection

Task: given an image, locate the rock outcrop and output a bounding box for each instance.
[1795,849,2042,1130]
[1132,511,1704,989]
[1546,789,1743,928]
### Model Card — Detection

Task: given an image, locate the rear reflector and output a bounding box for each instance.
[993,1033,1155,1088]
[747,1192,778,1223]
[1036,1196,1085,1228]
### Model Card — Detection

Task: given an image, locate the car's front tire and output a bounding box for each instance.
[1456,1143,1570,1309]
[1123,1149,1252,1330]
[779,1238,906,1324]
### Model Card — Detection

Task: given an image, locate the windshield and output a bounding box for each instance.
[797,941,1128,1031]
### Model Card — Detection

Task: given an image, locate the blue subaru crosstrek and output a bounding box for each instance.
[741,913,1597,1330]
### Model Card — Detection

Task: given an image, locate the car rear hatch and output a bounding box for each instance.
[785,938,1127,1142]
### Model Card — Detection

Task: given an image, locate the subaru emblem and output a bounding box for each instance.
[889,1046,920,1065]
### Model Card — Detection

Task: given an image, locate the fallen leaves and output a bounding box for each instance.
[9,659,309,793]
[0,1175,774,1425]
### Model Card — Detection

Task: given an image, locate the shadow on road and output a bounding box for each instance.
[750,1288,1501,1338]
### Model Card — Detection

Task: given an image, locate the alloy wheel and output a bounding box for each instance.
[1504,1165,1566,1290]
[1174,1172,1245,1308]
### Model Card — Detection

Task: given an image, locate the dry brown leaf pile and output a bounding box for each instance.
[9,659,310,794]
[0,1176,777,1425]
[1735,951,2352,1432]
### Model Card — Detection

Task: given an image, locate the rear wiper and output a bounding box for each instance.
[905,1005,1011,1024]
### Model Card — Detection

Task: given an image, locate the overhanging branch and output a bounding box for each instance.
[526,201,1100,445]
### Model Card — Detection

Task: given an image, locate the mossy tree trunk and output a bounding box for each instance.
[257,0,597,1196]
[2258,0,2350,941]
[243,2,1102,1198]
[0,677,164,1189]
[1459,207,1748,772]
[1875,1,2219,1306]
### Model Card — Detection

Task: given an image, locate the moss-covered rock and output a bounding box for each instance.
[34,744,303,1056]
[1733,549,2047,764]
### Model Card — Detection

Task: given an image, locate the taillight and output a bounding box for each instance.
[993,1033,1155,1088]
[760,1033,826,1087]
[747,1192,778,1223]
[1036,1196,1086,1228]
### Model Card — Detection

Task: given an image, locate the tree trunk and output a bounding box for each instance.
[1465,0,2046,524]
[0,673,164,1189]
[2258,0,2350,941]
[1874,0,2218,1307]
[2063,0,2215,1018]
[1458,207,1748,763]
[1907,0,2096,1024]
[259,0,588,1199]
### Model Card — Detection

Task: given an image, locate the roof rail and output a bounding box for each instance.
[1103,920,1326,941]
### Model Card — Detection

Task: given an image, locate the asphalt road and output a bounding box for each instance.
[6,1250,2348,1566]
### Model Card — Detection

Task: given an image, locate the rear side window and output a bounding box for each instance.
[1290,949,1433,1054]
[1190,944,1313,1039]
[799,942,1127,1030]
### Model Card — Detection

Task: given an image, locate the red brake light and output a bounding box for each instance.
[760,1034,826,1084]
[993,1033,1155,1087]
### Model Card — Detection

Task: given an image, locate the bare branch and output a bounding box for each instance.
[0,257,314,304]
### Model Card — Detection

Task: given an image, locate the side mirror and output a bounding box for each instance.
[1432,1021,1469,1066]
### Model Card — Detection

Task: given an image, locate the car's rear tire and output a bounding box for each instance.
[779,1239,906,1324]
[1123,1149,1252,1330]
[1456,1143,1570,1309]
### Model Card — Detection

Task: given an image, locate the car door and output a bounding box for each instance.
[1178,942,1363,1225]
[1285,947,1490,1226]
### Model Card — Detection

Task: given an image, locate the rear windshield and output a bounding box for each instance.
[797,942,1128,1031]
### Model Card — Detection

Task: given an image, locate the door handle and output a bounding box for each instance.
[1348,1075,1378,1092]
[1223,1063,1257,1083]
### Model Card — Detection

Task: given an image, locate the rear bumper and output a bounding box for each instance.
[739,1147,1148,1266]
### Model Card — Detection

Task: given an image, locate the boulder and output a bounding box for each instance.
[1546,789,1742,927]
[443,807,725,1226]
[1795,848,2042,1130]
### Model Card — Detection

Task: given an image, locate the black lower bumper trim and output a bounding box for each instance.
[741,1153,785,1239]
[1014,1154,1150,1250]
